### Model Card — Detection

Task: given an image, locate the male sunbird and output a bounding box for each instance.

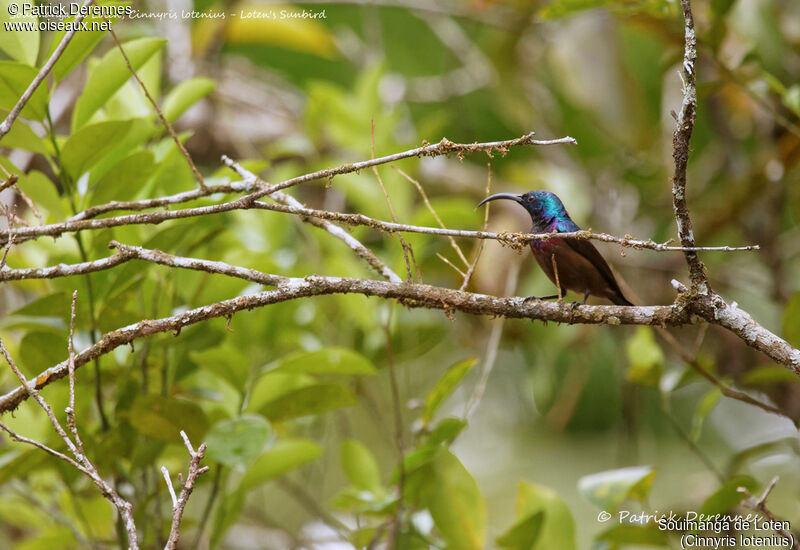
[478,190,633,306]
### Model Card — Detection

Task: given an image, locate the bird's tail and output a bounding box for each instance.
[611,293,634,306]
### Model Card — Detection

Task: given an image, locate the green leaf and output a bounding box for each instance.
[205,415,272,468]
[422,357,478,425]
[191,346,250,395]
[496,511,544,550]
[578,466,656,512]
[0,61,48,120]
[49,2,126,81]
[239,438,321,487]
[340,440,382,493]
[625,327,664,386]
[514,482,576,550]
[162,77,216,123]
[700,475,758,515]
[71,37,166,129]
[690,388,722,442]
[783,292,800,348]
[269,347,376,376]
[0,0,39,65]
[246,372,315,413]
[258,382,356,421]
[61,119,133,179]
[90,150,155,206]
[0,117,50,154]
[784,85,800,116]
[410,448,486,550]
[127,395,209,444]
[19,331,68,376]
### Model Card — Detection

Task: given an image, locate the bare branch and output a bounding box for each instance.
[0,243,688,414]
[222,156,402,282]
[738,477,798,549]
[0,0,94,140]
[165,431,209,550]
[672,0,709,290]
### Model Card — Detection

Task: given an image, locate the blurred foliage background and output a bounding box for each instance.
[1,0,800,548]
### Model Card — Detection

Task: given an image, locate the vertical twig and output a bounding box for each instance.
[672,0,708,291]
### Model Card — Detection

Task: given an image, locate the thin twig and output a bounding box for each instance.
[738,477,799,549]
[0,0,95,140]
[370,121,416,281]
[105,24,207,190]
[164,431,209,550]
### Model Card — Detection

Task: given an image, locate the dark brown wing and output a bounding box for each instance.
[563,238,631,305]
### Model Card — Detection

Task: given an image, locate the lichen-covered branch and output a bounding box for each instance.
[0,243,688,415]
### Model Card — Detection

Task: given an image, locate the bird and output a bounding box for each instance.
[478,190,633,306]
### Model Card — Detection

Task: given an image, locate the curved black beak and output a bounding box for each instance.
[477,192,523,208]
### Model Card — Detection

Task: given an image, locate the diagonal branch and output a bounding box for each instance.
[0,0,95,140]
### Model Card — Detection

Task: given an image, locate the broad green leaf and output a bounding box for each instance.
[625,327,663,386]
[11,291,70,318]
[258,382,356,421]
[783,292,800,348]
[514,482,576,550]
[330,486,397,514]
[496,511,544,550]
[127,395,209,444]
[700,475,758,515]
[90,150,155,206]
[269,347,376,376]
[596,524,668,546]
[0,61,48,120]
[0,117,50,154]
[690,388,722,442]
[426,417,467,446]
[239,438,321,487]
[19,331,68,376]
[411,448,486,550]
[784,85,800,116]
[61,119,133,179]
[162,77,216,122]
[578,466,656,512]
[72,37,166,129]
[422,357,478,425]
[246,371,316,413]
[205,415,272,468]
[15,525,76,550]
[49,2,126,81]
[191,346,250,395]
[21,170,67,221]
[340,440,382,493]
[0,0,39,65]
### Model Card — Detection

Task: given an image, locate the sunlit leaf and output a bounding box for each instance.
[72,37,166,129]
[0,61,48,120]
[340,440,382,493]
[0,0,39,65]
[514,482,576,550]
[240,438,321,487]
[578,466,656,512]
[422,357,477,425]
[496,511,544,550]
[258,382,356,421]
[162,77,216,122]
[626,327,663,386]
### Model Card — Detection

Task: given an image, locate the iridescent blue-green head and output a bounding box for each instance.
[478,190,574,232]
